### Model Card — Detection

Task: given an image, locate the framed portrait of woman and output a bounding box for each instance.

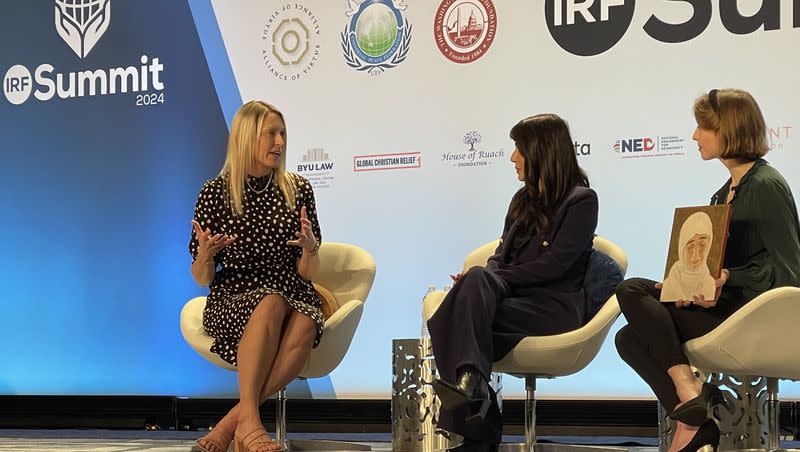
[660,205,731,303]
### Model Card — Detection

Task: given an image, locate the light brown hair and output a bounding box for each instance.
[693,88,768,161]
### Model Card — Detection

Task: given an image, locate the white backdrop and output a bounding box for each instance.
[208,0,800,398]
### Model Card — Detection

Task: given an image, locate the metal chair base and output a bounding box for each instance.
[498,444,627,452]
[280,439,371,451]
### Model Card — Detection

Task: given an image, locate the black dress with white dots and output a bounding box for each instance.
[189,173,324,366]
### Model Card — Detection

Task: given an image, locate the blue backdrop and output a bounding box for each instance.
[0,0,233,395]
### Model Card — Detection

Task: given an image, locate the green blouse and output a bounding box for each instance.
[711,159,800,305]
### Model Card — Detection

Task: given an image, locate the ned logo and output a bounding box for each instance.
[55,0,112,59]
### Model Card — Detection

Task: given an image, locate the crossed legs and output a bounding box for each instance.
[197,295,316,452]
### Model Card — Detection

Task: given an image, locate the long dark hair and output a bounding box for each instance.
[508,114,589,235]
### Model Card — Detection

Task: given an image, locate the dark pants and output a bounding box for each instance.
[427,266,510,442]
[614,278,742,412]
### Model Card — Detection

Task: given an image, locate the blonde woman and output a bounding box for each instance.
[189,101,323,452]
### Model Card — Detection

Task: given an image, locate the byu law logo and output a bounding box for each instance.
[545,0,634,57]
[434,0,497,64]
[442,130,504,167]
[3,0,165,106]
[262,3,321,81]
[55,0,112,59]
[613,135,685,159]
[341,0,412,75]
[296,148,335,190]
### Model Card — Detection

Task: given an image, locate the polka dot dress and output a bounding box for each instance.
[189,173,324,366]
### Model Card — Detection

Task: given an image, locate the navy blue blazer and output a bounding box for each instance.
[486,186,599,302]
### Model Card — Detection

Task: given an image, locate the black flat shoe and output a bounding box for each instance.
[669,383,727,426]
[676,419,720,452]
[446,438,500,452]
[432,367,491,425]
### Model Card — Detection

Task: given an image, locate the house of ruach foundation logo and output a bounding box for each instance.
[262,3,321,81]
[296,148,335,189]
[441,130,504,168]
[55,0,112,59]
[434,0,497,64]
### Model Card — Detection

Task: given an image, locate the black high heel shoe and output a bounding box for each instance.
[669,383,727,426]
[432,366,491,425]
[676,419,720,452]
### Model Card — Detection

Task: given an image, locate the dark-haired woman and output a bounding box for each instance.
[615,88,800,452]
[428,114,598,452]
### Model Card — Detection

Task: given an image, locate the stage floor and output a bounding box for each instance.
[0,431,796,452]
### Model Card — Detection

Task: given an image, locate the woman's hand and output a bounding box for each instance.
[192,220,235,263]
[450,272,463,283]
[286,206,317,252]
[677,270,729,309]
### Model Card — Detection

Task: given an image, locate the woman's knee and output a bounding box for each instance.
[285,311,317,349]
[615,278,655,308]
[254,293,289,318]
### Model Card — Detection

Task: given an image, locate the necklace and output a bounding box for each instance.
[247,171,273,194]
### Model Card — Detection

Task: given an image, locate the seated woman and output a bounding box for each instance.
[428,114,598,452]
[615,88,800,452]
[190,101,324,452]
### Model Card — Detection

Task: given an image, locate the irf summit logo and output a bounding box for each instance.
[55,0,112,59]
[3,0,166,106]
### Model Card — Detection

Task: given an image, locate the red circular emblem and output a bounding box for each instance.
[434,0,497,64]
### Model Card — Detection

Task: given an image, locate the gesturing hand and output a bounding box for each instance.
[192,220,236,263]
[286,206,318,252]
[450,272,463,283]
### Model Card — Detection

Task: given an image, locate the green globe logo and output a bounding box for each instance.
[355,3,398,57]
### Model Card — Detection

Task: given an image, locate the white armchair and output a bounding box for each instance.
[180,242,376,451]
[423,236,628,452]
[683,286,800,451]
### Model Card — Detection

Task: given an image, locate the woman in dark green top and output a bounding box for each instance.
[615,88,800,452]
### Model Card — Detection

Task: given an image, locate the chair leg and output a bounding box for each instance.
[276,387,288,449]
[274,385,370,451]
[767,378,779,452]
[525,376,537,452]
[500,376,626,452]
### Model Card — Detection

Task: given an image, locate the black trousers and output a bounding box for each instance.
[614,278,743,412]
[427,266,510,443]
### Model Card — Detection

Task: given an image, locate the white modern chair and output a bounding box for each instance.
[181,242,376,451]
[423,236,628,452]
[683,286,800,452]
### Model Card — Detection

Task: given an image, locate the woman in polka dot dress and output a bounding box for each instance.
[190,101,323,452]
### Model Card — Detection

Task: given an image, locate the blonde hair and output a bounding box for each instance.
[693,88,768,161]
[220,101,297,216]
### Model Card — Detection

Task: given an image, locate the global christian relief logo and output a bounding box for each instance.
[55,0,112,59]
[262,3,321,81]
[434,0,497,63]
[341,0,412,75]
